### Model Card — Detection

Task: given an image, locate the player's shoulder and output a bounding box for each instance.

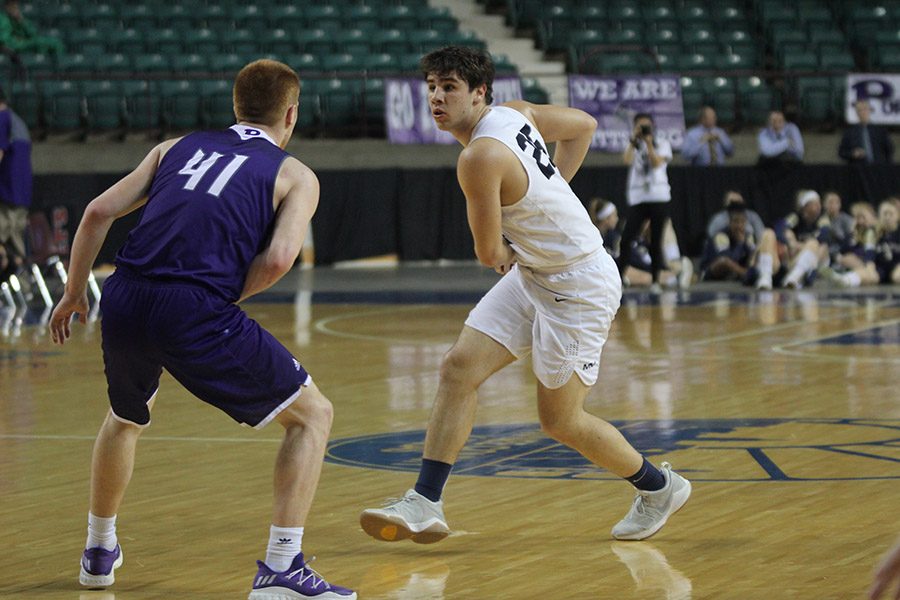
[461,136,516,170]
[277,155,318,187]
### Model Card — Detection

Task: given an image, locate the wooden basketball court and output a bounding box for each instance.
[1,268,898,599]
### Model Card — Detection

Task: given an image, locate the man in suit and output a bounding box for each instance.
[839,100,894,164]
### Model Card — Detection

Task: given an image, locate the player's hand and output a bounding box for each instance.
[49,291,89,345]
[493,243,517,276]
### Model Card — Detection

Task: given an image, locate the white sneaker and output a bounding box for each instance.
[649,282,663,295]
[360,489,449,544]
[755,272,773,290]
[678,257,693,290]
[611,463,691,541]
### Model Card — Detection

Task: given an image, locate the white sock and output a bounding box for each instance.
[840,272,862,287]
[664,242,681,263]
[86,513,118,551]
[758,253,773,277]
[265,525,304,572]
[787,249,817,283]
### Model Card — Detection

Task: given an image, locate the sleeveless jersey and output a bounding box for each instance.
[469,106,603,271]
[115,125,290,302]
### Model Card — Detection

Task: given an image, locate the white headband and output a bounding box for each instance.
[596,203,617,221]
[798,191,820,208]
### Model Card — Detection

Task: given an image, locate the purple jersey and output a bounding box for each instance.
[0,108,33,208]
[115,125,289,302]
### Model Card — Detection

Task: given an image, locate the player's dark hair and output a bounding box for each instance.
[420,45,494,105]
[633,112,653,124]
[233,59,300,128]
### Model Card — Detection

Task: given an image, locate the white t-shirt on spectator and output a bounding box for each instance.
[626,139,672,206]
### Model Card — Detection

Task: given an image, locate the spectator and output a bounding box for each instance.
[0,84,31,270]
[754,190,829,289]
[588,197,621,259]
[838,100,894,164]
[700,202,757,282]
[821,190,854,257]
[705,190,765,243]
[680,106,734,166]
[757,110,803,164]
[0,0,63,57]
[874,199,900,285]
[620,112,672,293]
[821,202,880,288]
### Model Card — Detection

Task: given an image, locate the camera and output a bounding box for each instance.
[640,124,652,136]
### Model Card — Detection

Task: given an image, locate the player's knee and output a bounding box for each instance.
[539,412,577,446]
[439,347,473,383]
[280,388,334,435]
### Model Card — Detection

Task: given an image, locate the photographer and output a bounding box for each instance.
[619,113,673,292]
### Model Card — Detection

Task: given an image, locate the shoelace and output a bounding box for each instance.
[286,556,331,590]
[381,494,414,507]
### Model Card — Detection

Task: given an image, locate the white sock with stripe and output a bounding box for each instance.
[265,525,304,572]
[86,513,118,551]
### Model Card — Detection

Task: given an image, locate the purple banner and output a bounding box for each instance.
[385,77,523,144]
[568,74,685,153]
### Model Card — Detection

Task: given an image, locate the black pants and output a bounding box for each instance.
[617,202,670,283]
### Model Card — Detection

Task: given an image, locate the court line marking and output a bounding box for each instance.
[312,305,453,345]
[0,434,280,443]
[770,318,900,363]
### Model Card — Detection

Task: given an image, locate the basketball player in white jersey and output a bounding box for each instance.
[360,46,690,544]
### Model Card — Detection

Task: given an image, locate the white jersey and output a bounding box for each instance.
[469,106,604,272]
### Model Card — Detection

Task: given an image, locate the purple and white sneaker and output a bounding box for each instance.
[248,552,356,600]
[79,545,123,588]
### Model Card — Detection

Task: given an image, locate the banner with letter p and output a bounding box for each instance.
[846,73,900,124]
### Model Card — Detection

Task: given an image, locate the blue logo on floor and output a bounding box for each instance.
[326,419,900,482]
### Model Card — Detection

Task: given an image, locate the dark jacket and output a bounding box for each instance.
[838,124,894,164]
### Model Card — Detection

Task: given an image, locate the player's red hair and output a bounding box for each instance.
[233,59,300,127]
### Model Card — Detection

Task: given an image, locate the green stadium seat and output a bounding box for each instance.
[67,28,107,58]
[341,5,380,31]
[264,29,295,56]
[122,80,160,131]
[56,53,89,73]
[360,77,385,129]
[160,80,202,131]
[646,29,679,46]
[197,5,232,31]
[606,29,640,45]
[267,6,305,31]
[95,53,131,75]
[120,5,155,31]
[107,28,145,57]
[19,52,54,77]
[874,30,900,45]
[360,53,397,74]
[408,29,445,53]
[715,53,754,71]
[81,80,122,132]
[10,80,41,130]
[700,77,736,122]
[818,50,854,71]
[305,5,341,31]
[223,29,262,57]
[736,76,778,124]
[42,80,83,133]
[171,54,210,73]
[133,53,171,73]
[318,78,359,132]
[372,29,409,55]
[295,29,333,56]
[320,53,363,72]
[286,53,321,73]
[677,53,712,73]
[782,51,818,70]
[79,3,118,31]
[333,29,371,55]
[146,28,184,56]
[522,77,549,104]
[209,54,245,74]
[199,80,235,129]
[397,52,424,73]
[183,29,220,56]
[679,77,704,117]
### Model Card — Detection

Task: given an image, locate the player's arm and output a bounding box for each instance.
[457,140,515,274]
[238,158,318,302]
[503,100,596,182]
[49,139,177,344]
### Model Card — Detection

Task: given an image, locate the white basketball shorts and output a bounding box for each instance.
[465,250,622,389]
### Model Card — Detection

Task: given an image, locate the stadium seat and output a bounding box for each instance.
[160,80,202,131]
[133,53,171,74]
[82,80,122,132]
[199,80,235,130]
[736,76,777,125]
[10,80,41,130]
[122,80,160,132]
[782,51,818,70]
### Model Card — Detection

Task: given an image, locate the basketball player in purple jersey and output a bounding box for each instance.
[49,60,355,600]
